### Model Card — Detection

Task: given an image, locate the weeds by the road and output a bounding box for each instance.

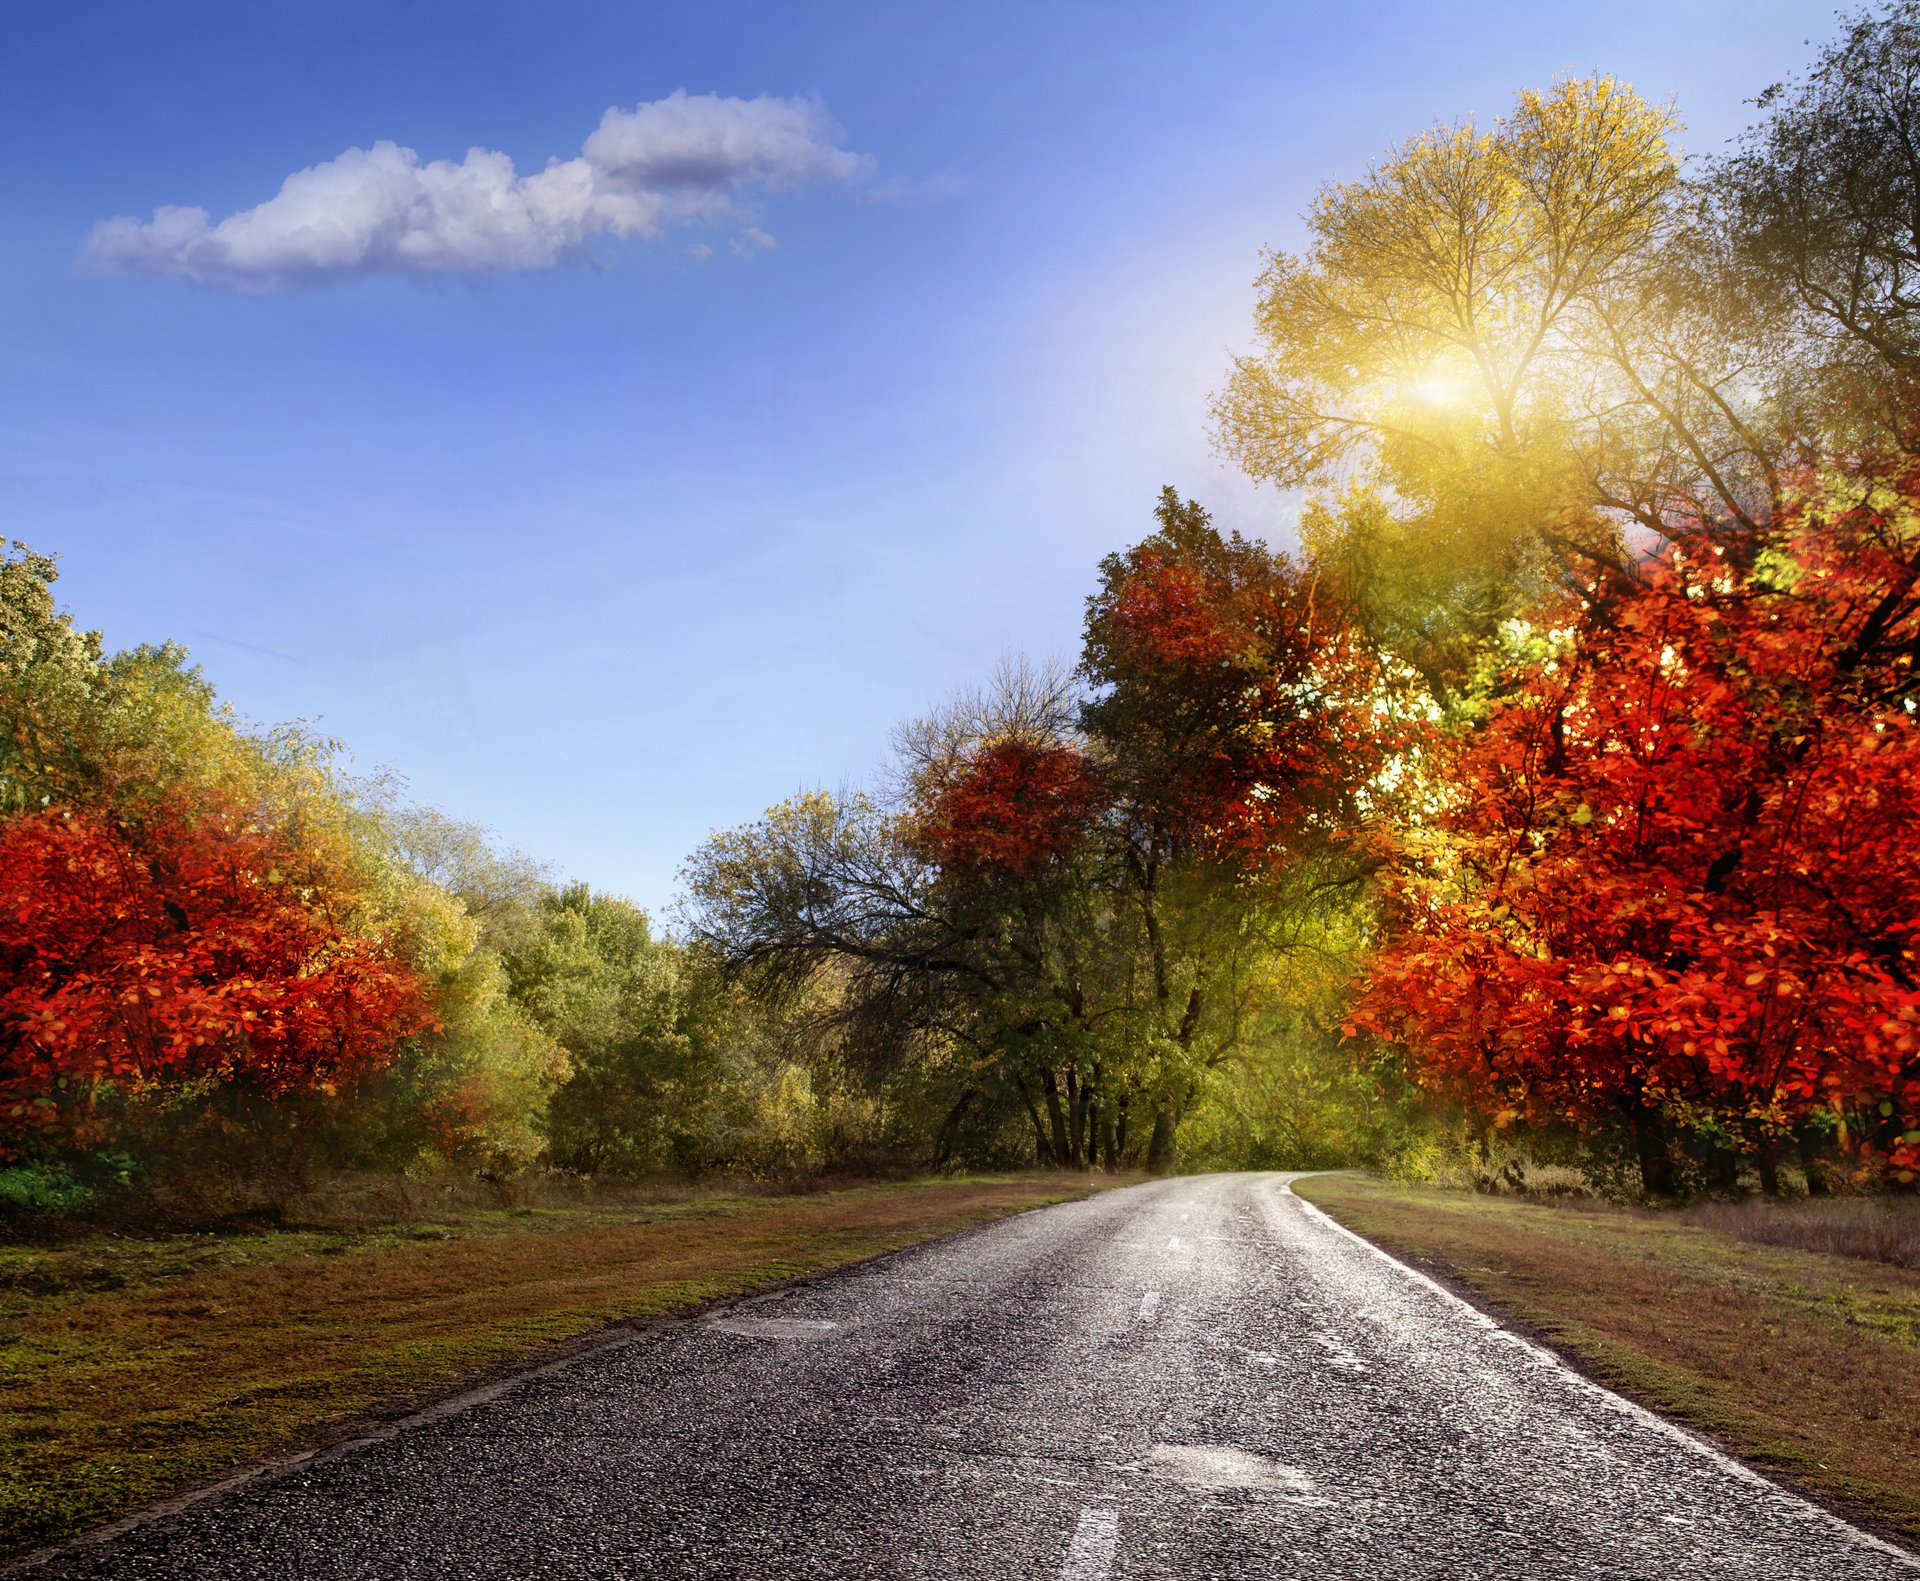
[0,1172,1120,1559]
[1295,1173,1920,1545]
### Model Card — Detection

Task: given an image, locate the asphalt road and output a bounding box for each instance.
[20,1172,1920,1580]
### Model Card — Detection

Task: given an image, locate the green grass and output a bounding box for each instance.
[0,1172,1121,1558]
[1295,1172,1920,1544]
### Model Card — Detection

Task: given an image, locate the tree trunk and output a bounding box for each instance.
[1041,1069,1073,1167]
[934,1087,977,1166]
[1797,1128,1830,1196]
[1015,1079,1054,1166]
[1145,1105,1178,1174]
[1630,1105,1678,1197]
[1068,1068,1089,1168]
[1757,1152,1781,1198]
[1116,1093,1130,1163]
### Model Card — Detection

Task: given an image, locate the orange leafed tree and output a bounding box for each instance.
[1081,487,1396,870]
[914,736,1102,881]
[0,793,435,1151]
[1356,470,1920,1190]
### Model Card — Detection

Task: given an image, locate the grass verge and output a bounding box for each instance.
[1293,1172,1920,1545]
[0,1172,1118,1559]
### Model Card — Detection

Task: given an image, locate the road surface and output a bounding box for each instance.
[19,1173,1919,1580]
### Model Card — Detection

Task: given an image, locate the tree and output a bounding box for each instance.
[0,793,436,1154]
[0,541,104,815]
[506,884,723,1175]
[1707,0,1920,448]
[684,764,1118,1170]
[1076,488,1405,1168]
[1355,466,1920,1191]
[1211,77,1795,695]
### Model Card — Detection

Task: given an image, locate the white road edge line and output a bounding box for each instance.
[1137,1289,1161,1322]
[1278,1176,1920,1572]
[1060,1507,1120,1581]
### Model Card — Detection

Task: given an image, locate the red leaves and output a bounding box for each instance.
[1081,489,1397,866]
[1106,552,1246,671]
[1358,476,1920,1174]
[0,796,434,1148]
[915,737,1101,879]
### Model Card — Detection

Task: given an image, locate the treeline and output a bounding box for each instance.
[0,552,924,1217]
[686,5,1920,1196]
[10,6,1920,1211]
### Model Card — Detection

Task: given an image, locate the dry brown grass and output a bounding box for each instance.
[1295,1172,1920,1546]
[0,1173,1118,1559]
[1679,1196,1920,1270]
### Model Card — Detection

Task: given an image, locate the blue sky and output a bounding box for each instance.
[3,0,1835,910]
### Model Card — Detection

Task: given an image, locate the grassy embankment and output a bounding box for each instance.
[0,1173,1118,1559]
[1295,1172,1920,1544]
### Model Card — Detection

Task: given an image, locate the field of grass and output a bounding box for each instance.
[1294,1172,1920,1545]
[0,1172,1117,1559]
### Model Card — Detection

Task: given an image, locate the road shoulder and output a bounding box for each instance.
[1293,1171,1920,1551]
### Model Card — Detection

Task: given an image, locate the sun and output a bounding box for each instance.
[1407,371,1469,407]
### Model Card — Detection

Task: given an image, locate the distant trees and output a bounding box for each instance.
[686,491,1403,1172]
[0,538,913,1206]
[0,541,569,1190]
[507,884,730,1175]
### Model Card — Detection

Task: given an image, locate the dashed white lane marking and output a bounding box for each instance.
[1166,1234,1181,1249]
[704,1316,839,1339]
[1137,1289,1161,1322]
[1309,1330,1369,1374]
[1060,1508,1120,1580]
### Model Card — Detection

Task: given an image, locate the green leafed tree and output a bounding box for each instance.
[506,884,727,1175]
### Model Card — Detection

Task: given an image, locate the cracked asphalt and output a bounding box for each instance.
[19,1172,1919,1580]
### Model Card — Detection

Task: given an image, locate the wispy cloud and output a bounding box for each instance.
[732,225,778,258]
[81,91,877,293]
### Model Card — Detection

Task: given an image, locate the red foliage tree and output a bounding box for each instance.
[0,795,435,1151]
[1356,475,1920,1188]
[1081,487,1396,868]
[915,736,1102,880]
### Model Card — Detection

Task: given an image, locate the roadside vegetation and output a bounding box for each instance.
[1295,1173,1920,1542]
[11,6,1920,1218]
[0,1173,1113,1559]
[8,0,1920,1551]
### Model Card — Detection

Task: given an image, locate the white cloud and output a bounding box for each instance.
[81,91,877,292]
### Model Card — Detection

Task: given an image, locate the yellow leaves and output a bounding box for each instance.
[1505,75,1679,245]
